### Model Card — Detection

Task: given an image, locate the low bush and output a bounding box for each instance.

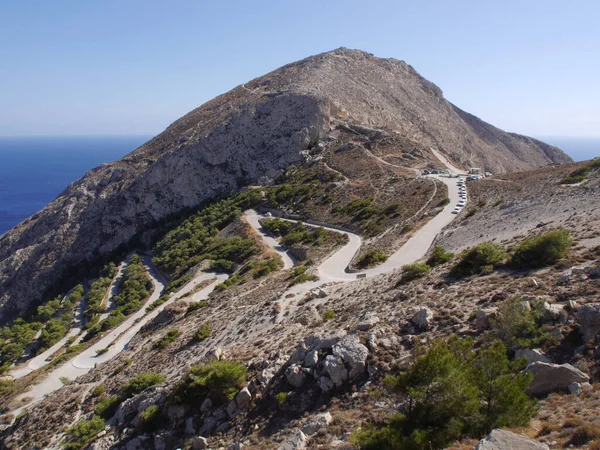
[322,310,335,321]
[288,266,318,286]
[450,242,506,277]
[154,329,180,350]
[175,360,247,406]
[185,301,207,316]
[490,296,553,350]
[426,246,454,267]
[194,323,212,342]
[122,372,166,398]
[64,416,105,450]
[146,294,170,312]
[276,391,288,406]
[95,395,121,419]
[399,263,430,284]
[351,338,535,450]
[509,229,572,269]
[357,250,388,268]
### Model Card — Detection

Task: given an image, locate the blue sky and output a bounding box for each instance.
[1,0,599,138]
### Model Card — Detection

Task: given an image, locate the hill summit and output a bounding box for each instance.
[0,47,571,321]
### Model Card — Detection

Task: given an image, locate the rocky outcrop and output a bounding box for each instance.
[0,47,571,321]
[475,429,549,450]
[527,362,589,395]
[576,302,600,341]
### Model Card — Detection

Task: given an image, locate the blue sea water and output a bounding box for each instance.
[0,136,150,235]
[0,135,598,237]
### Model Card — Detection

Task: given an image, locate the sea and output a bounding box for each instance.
[0,136,151,235]
[0,135,598,236]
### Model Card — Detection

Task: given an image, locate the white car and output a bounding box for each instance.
[452,207,461,214]
[458,200,466,206]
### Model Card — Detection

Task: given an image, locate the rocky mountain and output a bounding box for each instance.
[0,47,571,322]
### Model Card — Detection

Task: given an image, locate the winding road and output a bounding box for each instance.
[8,149,465,416]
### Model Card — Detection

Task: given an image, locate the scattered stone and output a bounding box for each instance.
[318,376,335,392]
[515,348,551,364]
[200,398,213,414]
[296,306,322,327]
[323,355,348,386]
[542,302,563,321]
[576,303,600,341]
[228,444,244,450]
[333,334,369,378]
[475,307,497,330]
[193,436,209,450]
[216,421,231,433]
[205,346,224,360]
[354,315,380,331]
[302,412,333,436]
[557,270,573,286]
[185,417,196,435]
[367,332,378,351]
[198,417,218,436]
[590,263,600,279]
[277,430,307,450]
[568,381,592,395]
[411,307,433,330]
[235,387,252,410]
[527,361,589,395]
[475,429,549,450]
[304,349,319,368]
[227,400,240,419]
[285,364,308,388]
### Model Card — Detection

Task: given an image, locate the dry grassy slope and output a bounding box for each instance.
[4,198,600,449]
[0,48,570,323]
[435,160,600,253]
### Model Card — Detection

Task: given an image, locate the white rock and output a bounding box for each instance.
[277,430,307,450]
[367,332,378,351]
[235,387,252,410]
[568,381,592,395]
[323,355,348,386]
[302,412,333,436]
[332,334,369,378]
[354,315,380,331]
[542,302,563,321]
[514,348,551,364]
[527,361,589,395]
[411,307,433,330]
[475,429,549,449]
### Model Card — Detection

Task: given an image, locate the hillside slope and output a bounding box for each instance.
[0,48,571,321]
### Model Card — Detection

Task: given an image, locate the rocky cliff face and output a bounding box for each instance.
[0,48,571,321]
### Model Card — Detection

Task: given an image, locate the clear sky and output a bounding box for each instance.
[1,0,599,138]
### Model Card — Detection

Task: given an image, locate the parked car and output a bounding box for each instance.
[422,169,431,175]
[458,200,466,206]
[452,207,461,214]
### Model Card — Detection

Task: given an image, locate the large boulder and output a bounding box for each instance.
[527,361,589,395]
[411,307,433,330]
[235,387,252,410]
[285,364,308,388]
[514,348,550,364]
[576,302,600,341]
[332,334,369,378]
[590,263,600,279]
[475,429,549,450]
[475,307,497,330]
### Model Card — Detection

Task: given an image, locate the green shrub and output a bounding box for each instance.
[122,372,166,398]
[146,294,170,312]
[64,415,105,450]
[450,242,506,277]
[490,296,553,350]
[426,247,454,267]
[95,395,121,419]
[288,266,318,286]
[194,323,212,342]
[154,329,180,350]
[465,208,477,218]
[92,385,105,396]
[352,338,535,449]
[276,391,288,406]
[399,263,430,284]
[95,348,109,356]
[322,310,336,321]
[139,405,161,430]
[185,301,207,316]
[214,275,241,291]
[357,250,388,268]
[494,199,504,207]
[510,229,573,269]
[560,160,600,184]
[0,379,14,395]
[176,360,247,406]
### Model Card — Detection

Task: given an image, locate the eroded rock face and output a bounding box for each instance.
[475,429,549,450]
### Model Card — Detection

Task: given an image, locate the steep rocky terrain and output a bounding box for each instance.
[0,48,571,322]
